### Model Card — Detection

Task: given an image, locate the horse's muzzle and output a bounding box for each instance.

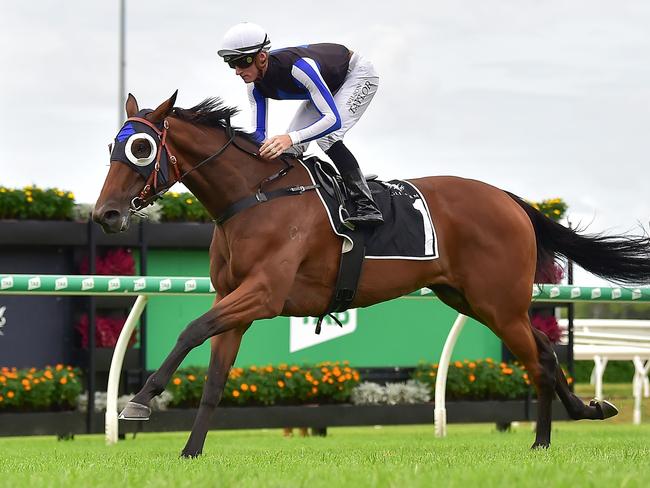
[93,206,130,234]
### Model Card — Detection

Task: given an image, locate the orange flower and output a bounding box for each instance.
[7,391,14,399]
[33,379,40,385]
[0,376,6,383]
[328,379,334,384]
[344,367,351,373]
[69,373,75,378]
[353,373,359,381]
[29,367,36,373]
[21,379,30,387]
[24,385,31,391]
[250,385,258,392]
[321,367,329,373]
[333,368,341,377]
[567,377,573,384]
[55,364,64,371]
[265,366,273,373]
[232,390,240,397]
[454,361,463,368]
[285,372,292,378]
[44,371,53,379]
[469,374,476,382]
[345,373,352,380]
[241,383,249,391]
[486,358,493,364]
[0,395,4,402]
[312,380,319,386]
[60,377,68,385]
[173,378,182,385]
[311,387,318,394]
[337,376,345,383]
[502,368,513,375]
[469,362,476,369]
[290,366,299,372]
[249,365,258,372]
[187,375,196,382]
[277,380,285,388]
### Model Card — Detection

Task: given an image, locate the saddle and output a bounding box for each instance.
[299,156,438,334]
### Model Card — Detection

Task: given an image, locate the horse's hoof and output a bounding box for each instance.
[180,450,202,459]
[118,401,151,421]
[590,399,619,420]
[531,442,550,450]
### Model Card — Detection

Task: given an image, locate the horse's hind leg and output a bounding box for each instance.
[529,327,618,421]
[493,315,557,448]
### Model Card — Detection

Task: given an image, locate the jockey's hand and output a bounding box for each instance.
[259,134,292,159]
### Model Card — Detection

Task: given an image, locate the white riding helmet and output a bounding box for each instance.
[217,22,271,59]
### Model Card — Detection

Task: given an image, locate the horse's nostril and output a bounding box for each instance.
[103,209,121,224]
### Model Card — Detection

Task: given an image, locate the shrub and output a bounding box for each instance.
[157,192,212,222]
[76,314,136,349]
[413,359,531,400]
[168,362,361,407]
[0,365,83,412]
[0,186,76,220]
[79,248,136,276]
[529,198,567,222]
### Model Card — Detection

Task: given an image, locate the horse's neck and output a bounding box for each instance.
[170,123,275,219]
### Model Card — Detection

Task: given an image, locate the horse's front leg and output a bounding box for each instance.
[181,326,249,458]
[120,273,293,420]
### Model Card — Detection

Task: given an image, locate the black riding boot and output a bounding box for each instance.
[326,141,384,226]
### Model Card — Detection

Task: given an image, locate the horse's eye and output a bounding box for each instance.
[125,133,157,166]
[108,142,114,155]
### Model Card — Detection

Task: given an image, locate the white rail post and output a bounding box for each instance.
[592,356,608,400]
[105,295,148,445]
[434,313,468,438]
[632,356,650,425]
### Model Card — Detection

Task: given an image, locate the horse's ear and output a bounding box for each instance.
[149,90,178,123]
[125,93,139,118]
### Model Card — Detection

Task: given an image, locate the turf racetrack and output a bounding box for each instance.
[1,423,648,487]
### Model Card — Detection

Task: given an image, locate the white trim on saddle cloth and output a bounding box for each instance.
[296,159,440,261]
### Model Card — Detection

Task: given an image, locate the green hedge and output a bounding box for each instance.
[568,361,636,384]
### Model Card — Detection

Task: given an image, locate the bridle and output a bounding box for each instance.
[125,114,307,224]
[125,115,238,213]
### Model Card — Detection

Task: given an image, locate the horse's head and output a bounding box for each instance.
[93,91,178,233]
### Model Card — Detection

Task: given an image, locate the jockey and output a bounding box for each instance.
[217,22,383,226]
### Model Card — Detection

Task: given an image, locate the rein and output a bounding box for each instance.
[127,115,317,221]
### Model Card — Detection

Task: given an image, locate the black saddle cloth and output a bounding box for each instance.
[299,157,439,260]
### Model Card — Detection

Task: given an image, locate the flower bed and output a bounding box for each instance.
[0,365,83,412]
[169,362,361,407]
[413,359,531,400]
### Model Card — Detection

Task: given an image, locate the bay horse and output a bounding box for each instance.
[94,92,650,457]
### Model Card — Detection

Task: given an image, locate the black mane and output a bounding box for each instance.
[172,97,258,145]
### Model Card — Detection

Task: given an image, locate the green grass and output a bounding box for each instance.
[1,422,649,488]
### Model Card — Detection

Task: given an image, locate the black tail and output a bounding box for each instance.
[506,192,650,285]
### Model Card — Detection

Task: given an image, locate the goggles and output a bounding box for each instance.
[224,53,256,69]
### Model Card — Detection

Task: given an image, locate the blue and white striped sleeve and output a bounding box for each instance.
[247,83,267,144]
[288,58,342,145]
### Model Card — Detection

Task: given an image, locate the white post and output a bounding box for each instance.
[592,356,607,400]
[434,313,468,438]
[632,356,650,425]
[105,295,148,445]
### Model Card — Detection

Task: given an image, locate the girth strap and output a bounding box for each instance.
[315,229,367,334]
[214,184,319,225]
